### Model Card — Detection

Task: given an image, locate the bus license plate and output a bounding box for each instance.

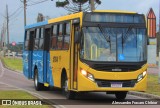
[111,82,122,88]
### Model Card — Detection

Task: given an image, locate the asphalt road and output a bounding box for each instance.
[0,61,160,108]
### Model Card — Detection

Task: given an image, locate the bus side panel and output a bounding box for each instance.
[24,51,32,79]
[43,51,47,83]
[32,50,44,83]
[50,50,70,88]
[47,52,54,86]
[23,51,29,78]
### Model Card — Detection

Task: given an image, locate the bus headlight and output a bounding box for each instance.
[87,73,95,82]
[81,69,95,82]
[81,69,87,76]
[137,71,147,82]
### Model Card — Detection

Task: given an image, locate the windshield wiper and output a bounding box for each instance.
[98,24,110,43]
[123,26,133,43]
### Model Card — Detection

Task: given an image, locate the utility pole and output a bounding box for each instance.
[6,4,9,45]
[24,0,27,26]
[2,23,6,57]
[90,0,95,11]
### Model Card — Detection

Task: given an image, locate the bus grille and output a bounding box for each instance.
[92,64,141,72]
[95,79,136,87]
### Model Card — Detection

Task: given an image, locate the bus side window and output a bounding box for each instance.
[57,24,63,50]
[39,28,44,50]
[63,22,70,50]
[29,31,35,51]
[25,30,30,50]
[34,28,40,50]
[50,25,57,50]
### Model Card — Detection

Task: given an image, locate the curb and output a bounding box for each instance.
[129,91,160,99]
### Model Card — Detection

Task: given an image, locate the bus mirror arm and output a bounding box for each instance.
[74,31,81,43]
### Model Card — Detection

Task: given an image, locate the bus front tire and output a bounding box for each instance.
[62,75,75,99]
[115,91,127,100]
[34,69,44,91]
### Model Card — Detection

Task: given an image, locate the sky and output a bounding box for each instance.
[0,0,159,43]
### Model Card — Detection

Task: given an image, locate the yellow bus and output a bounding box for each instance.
[23,10,147,100]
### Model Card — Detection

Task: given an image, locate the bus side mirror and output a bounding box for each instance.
[74,31,81,43]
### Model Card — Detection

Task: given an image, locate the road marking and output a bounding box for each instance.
[0,60,5,78]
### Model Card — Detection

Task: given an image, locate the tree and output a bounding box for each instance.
[55,0,101,13]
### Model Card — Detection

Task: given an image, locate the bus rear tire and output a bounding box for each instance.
[34,69,44,91]
[62,74,75,99]
[115,91,127,100]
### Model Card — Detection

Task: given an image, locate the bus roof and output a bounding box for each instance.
[24,10,137,29]
[25,20,48,29]
[48,12,83,24]
[93,10,136,14]
[24,12,83,29]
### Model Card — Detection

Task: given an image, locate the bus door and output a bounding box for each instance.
[71,19,80,90]
[24,30,34,79]
[43,27,51,83]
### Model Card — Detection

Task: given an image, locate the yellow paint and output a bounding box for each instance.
[50,50,71,88]
[73,81,77,89]
[44,83,49,87]
[48,12,83,24]
[48,10,147,93]
[78,62,148,91]
[149,42,156,45]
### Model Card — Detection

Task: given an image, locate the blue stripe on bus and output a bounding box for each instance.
[32,51,44,82]
[23,51,29,78]
[25,21,48,29]
[47,52,54,86]
[31,51,54,86]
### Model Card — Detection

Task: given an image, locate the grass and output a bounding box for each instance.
[0,90,37,99]
[1,57,23,72]
[146,74,160,96]
[0,90,52,108]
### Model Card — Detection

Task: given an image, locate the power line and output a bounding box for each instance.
[9,6,23,18]
[27,0,48,4]
[27,0,50,6]
[19,0,50,26]
[9,9,23,22]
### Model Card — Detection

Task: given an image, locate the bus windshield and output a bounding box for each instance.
[80,27,147,62]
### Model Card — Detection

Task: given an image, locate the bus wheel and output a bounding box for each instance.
[34,69,43,91]
[62,75,75,99]
[115,91,127,100]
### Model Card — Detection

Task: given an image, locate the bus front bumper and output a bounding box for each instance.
[77,71,147,92]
